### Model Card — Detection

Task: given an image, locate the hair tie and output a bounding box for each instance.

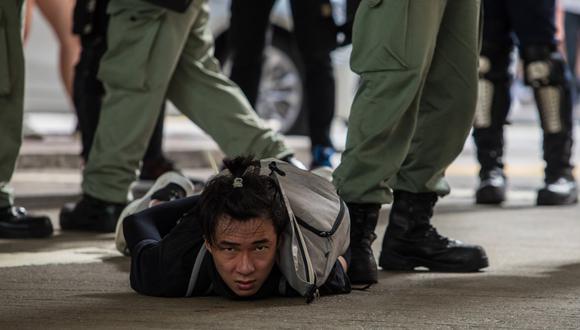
[232,177,243,188]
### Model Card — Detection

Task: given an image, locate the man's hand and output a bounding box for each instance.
[338,256,348,272]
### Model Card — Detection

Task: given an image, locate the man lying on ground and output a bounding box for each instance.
[117,156,351,300]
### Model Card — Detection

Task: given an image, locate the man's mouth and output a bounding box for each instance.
[236,280,256,291]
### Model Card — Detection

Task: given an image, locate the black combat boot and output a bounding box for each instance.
[536,132,578,205]
[537,167,578,205]
[379,191,488,272]
[473,128,507,205]
[60,194,126,233]
[0,206,53,238]
[476,167,507,205]
[347,203,381,284]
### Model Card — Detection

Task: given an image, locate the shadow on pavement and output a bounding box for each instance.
[102,255,130,273]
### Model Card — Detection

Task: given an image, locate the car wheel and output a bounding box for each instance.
[214,28,307,135]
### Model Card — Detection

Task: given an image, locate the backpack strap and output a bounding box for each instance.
[185,244,207,297]
[268,164,316,291]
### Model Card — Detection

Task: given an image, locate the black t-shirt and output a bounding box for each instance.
[125,196,350,299]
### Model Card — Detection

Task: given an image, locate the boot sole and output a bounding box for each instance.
[475,186,505,205]
[0,221,53,239]
[378,249,489,272]
[536,190,578,206]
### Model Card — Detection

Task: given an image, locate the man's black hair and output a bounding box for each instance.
[197,155,288,245]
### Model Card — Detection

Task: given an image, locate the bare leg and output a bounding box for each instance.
[23,0,36,43]
[35,0,80,100]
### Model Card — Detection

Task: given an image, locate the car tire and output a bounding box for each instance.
[214,27,308,135]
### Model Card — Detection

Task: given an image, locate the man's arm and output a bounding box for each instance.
[125,196,203,297]
[318,258,352,295]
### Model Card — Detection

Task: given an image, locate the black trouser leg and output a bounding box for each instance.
[227,0,275,106]
[290,0,336,148]
[74,37,107,161]
[520,46,575,180]
[472,43,512,174]
[143,105,166,162]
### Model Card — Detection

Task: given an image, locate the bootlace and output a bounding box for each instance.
[423,226,450,244]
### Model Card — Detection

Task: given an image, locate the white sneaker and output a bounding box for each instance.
[115,172,195,255]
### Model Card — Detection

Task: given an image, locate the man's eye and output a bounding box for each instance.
[255,246,268,251]
[222,247,236,252]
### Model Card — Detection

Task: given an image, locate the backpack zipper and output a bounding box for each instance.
[293,219,312,283]
[295,200,346,237]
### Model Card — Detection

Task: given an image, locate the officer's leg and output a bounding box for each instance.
[468,0,513,204]
[73,35,107,161]
[520,45,577,204]
[62,1,195,232]
[564,12,580,85]
[472,43,513,204]
[73,2,174,179]
[333,0,450,284]
[380,0,487,273]
[0,0,52,238]
[139,105,175,181]
[0,0,25,210]
[290,0,336,168]
[166,1,291,160]
[227,0,275,106]
[510,0,578,205]
[394,2,482,197]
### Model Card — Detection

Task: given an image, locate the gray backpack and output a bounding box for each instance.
[186,158,350,302]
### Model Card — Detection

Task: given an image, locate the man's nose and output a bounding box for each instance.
[236,252,255,275]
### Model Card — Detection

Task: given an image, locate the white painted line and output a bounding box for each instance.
[449,188,536,201]
[0,247,121,268]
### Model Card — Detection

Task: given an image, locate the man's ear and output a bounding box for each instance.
[204,239,213,254]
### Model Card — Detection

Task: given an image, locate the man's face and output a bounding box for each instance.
[206,215,278,297]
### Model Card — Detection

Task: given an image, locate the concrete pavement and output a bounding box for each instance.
[1,120,580,328]
[1,189,580,329]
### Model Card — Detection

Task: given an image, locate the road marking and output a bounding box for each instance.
[0,247,120,268]
[447,163,580,177]
[449,187,536,200]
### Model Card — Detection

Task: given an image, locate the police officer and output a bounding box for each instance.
[227,0,338,168]
[59,0,298,232]
[333,0,489,284]
[473,0,578,205]
[72,0,177,180]
[0,0,53,238]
